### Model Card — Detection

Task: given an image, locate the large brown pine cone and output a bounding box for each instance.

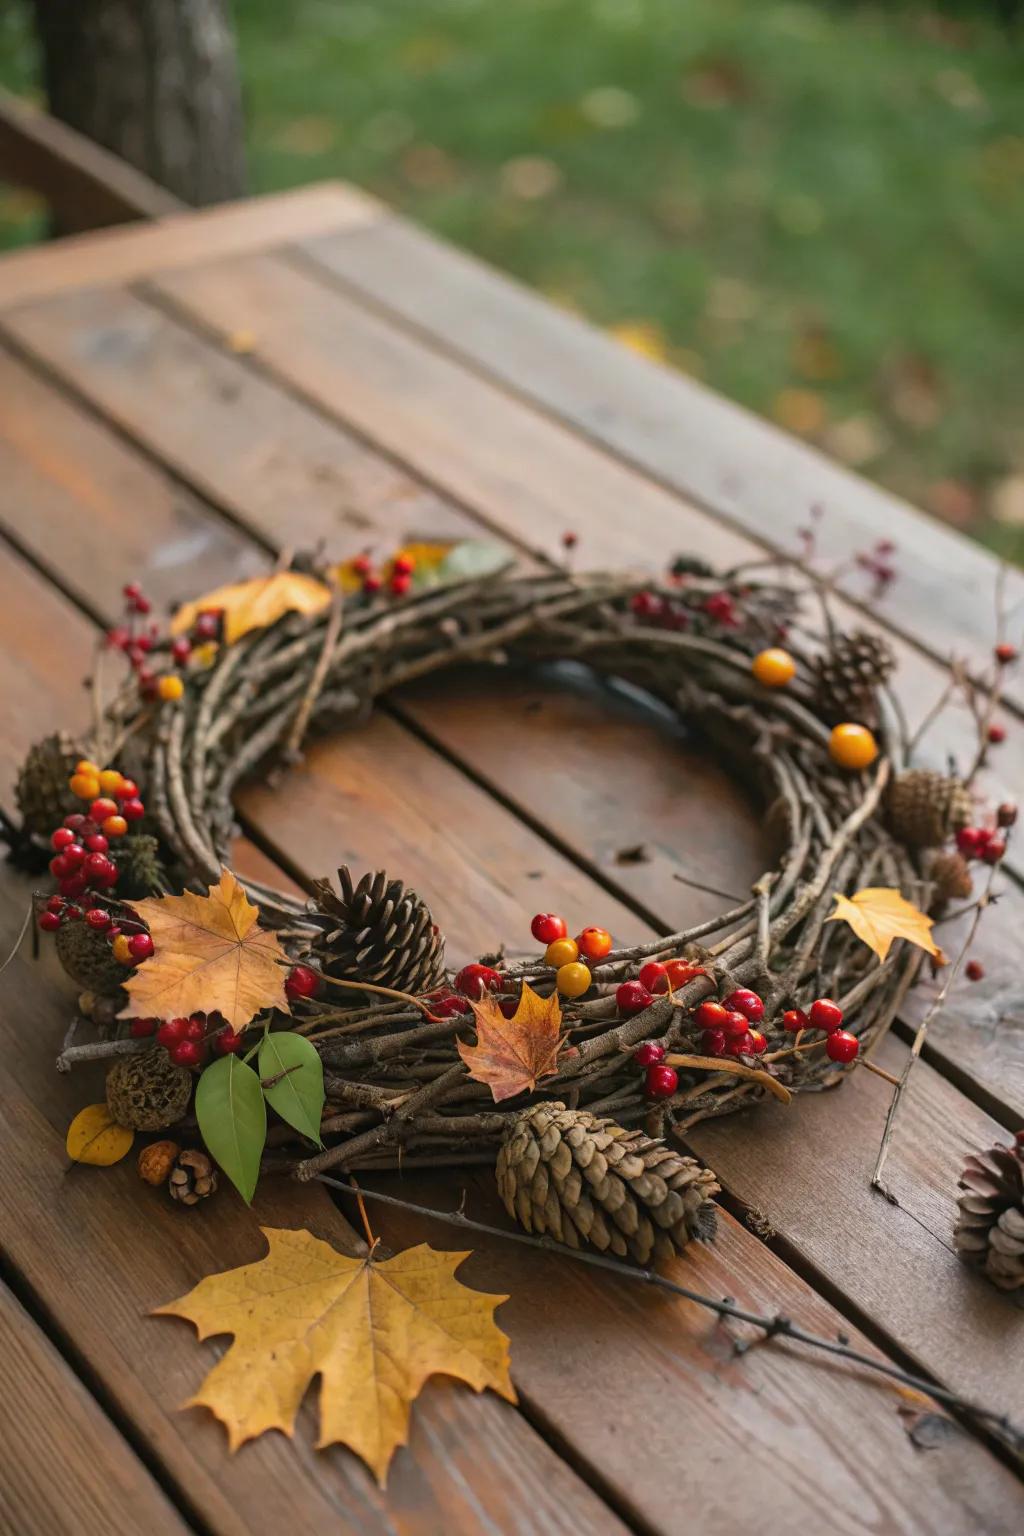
[14,732,83,837]
[496,1102,720,1266]
[886,769,972,849]
[308,866,445,996]
[813,630,895,731]
[954,1134,1024,1294]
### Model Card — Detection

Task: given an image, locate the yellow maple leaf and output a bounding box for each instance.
[171,571,333,645]
[825,886,940,963]
[458,982,571,1102]
[155,1226,515,1483]
[66,1103,134,1165]
[118,869,290,1030]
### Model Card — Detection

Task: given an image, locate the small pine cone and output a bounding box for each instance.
[813,630,895,731]
[56,919,128,993]
[168,1149,219,1205]
[928,850,973,907]
[110,833,165,899]
[496,1102,720,1266]
[955,1134,1024,1294]
[308,866,446,996]
[13,732,83,837]
[886,769,972,848]
[106,1048,192,1132]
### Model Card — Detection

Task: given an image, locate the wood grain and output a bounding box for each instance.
[0,1280,192,1536]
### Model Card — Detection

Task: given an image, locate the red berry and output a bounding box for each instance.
[661,959,704,990]
[63,905,83,921]
[170,1040,202,1068]
[782,1008,809,1032]
[106,626,131,650]
[431,995,472,1018]
[988,723,1006,745]
[704,591,736,624]
[184,1016,206,1042]
[455,963,503,999]
[84,851,111,881]
[84,833,109,854]
[62,813,86,831]
[723,987,764,1023]
[362,574,382,595]
[726,1030,755,1056]
[89,797,119,823]
[352,553,373,577]
[285,964,321,1001]
[85,908,111,931]
[214,1027,243,1055]
[633,1040,666,1066]
[700,1027,727,1056]
[51,827,75,851]
[997,802,1017,828]
[390,571,412,597]
[115,778,139,800]
[826,1030,859,1064]
[128,932,154,960]
[132,594,151,615]
[129,1018,157,1038]
[49,855,70,880]
[723,1010,751,1037]
[562,531,578,549]
[644,1063,678,1099]
[46,895,65,914]
[156,1018,189,1047]
[747,1029,767,1054]
[694,1000,729,1032]
[122,582,141,601]
[956,826,986,857]
[576,926,612,960]
[392,553,415,576]
[37,910,61,932]
[59,876,87,899]
[965,959,985,982]
[194,610,221,640]
[62,843,87,868]
[630,590,665,621]
[638,960,668,993]
[809,998,843,1033]
[120,797,145,822]
[995,643,1018,665]
[170,636,192,664]
[131,635,153,655]
[617,981,653,1017]
[531,912,567,945]
[982,838,1006,865]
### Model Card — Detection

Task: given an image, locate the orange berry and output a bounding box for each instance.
[75,759,100,778]
[576,926,612,961]
[69,773,100,801]
[157,674,184,702]
[752,647,796,688]
[556,960,592,997]
[98,769,124,795]
[828,723,879,771]
[545,937,579,968]
[102,815,129,839]
[112,934,134,965]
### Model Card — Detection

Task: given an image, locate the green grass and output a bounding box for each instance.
[3,1,1023,559]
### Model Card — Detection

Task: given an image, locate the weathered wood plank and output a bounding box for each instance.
[298,208,1024,710]
[0,1280,193,1536]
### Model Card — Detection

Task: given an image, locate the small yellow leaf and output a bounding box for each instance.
[458,983,572,1102]
[171,572,333,645]
[826,886,940,963]
[66,1103,134,1165]
[155,1227,515,1484]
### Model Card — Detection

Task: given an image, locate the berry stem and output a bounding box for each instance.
[663,1052,792,1103]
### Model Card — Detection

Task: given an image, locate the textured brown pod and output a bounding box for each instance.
[137,1139,181,1186]
[106,1048,192,1133]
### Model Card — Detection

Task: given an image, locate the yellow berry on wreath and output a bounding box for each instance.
[157,674,185,702]
[752,647,796,688]
[75,759,100,779]
[69,772,100,801]
[545,936,579,968]
[112,934,134,965]
[556,960,592,997]
[829,722,878,771]
[98,768,124,795]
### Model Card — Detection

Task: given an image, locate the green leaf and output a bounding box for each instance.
[195,1055,267,1204]
[258,1031,325,1146]
[436,540,511,585]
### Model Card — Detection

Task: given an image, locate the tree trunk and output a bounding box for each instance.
[30,0,246,206]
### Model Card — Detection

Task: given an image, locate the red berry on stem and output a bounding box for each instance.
[171,636,192,664]
[982,838,1006,865]
[988,723,1006,745]
[782,1008,809,1032]
[662,959,704,990]
[700,1027,727,1057]
[51,827,75,851]
[352,553,373,577]
[63,843,86,867]
[638,960,668,993]
[84,833,109,854]
[995,642,1018,665]
[214,1027,243,1055]
[826,1030,859,1064]
[723,1010,751,1037]
[956,826,986,857]
[194,610,221,640]
[644,1063,678,1099]
[85,908,111,931]
[392,553,415,576]
[46,895,65,914]
[616,980,653,1017]
[530,912,567,945]
[59,876,87,899]
[748,1029,768,1055]
[454,963,503,999]
[106,626,131,650]
[723,987,764,1023]
[562,531,578,550]
[965,959,985,983]
[84,851,111,881]
[432,995,471,1018]
[63,813,86,831]
[704,591,736,624]
[89,798,119,824]
[128,932,154,960]
[809,998,843,1033]
[121,797,145,822]
[362,574,382,595]
[170,1040,202,1068]
[694,1000,729,1032]
[390,571,412,597]
[49,854,70,879]
[157,1018,188,1047]
[997,802,1017,828]
[630,590,665,620]
[184,1016,206,1042]
[37,910,61,932]
[115,778,139,801]
[129,1018,157,1038]
[285,964,321,1001]
[122,582,140,601]
[726,1030,755,1056]
[633,1040,666,1067]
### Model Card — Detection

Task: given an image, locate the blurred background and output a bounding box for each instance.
[1,0,1022,561]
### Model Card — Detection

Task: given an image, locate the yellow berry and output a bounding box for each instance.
[556,961,592,998]
[157,674,185,702]
[98,768,124,795]
[829,723,879,771]
[69,772,100,801]
[112,934,134,965]
[103,814,129,839]
[545,937,579,968]
[752,647,796,688]
[75,759,100,778]
[193,641,218,668]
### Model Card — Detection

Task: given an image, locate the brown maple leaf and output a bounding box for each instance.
[171,571,333,645]
[118,869,291,1030]
[458,983,571,1102]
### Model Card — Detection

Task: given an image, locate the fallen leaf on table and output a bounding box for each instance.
[66,1103,134,1165]
[118,869,290,1030]
[171,571,333,644]
[459,982,571,1101]
[826,886,940,963]
[155,1226,515,1483]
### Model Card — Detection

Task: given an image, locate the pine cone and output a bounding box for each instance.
[813,630,895,730]
[955,1134,1024,1294]
[106,1048,192,1132]
[496,1102,720,1265]
[308,866,446,996]
[928,850,973,906]
[110,833,165,899]
[886,770,972,848]
[13,732,83,837]
[56,918,128,993]
[168,1149,219,1205]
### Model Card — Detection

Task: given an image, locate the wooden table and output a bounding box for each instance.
[0,184,1021,1536]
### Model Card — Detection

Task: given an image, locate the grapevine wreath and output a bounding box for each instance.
[6,541,1013,1271]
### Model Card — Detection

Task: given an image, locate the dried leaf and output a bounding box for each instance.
[171,572,333,645]
[458,982,571,1102]
[66,1103,134,1165]
[118,869,290,1030]
[826,886,940,963]
[155,1226,514,1483]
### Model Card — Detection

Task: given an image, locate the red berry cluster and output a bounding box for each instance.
[693,988,768,1060]
[630,1040,677,1099]
[144,1011,241,1068]
[855,538,898,597]
[629,590,691,631]
[37,762,148,930]
[781,996,858,1063]
[956,824,1007,866]
[352,551,416,599]
[614,958,705,1020]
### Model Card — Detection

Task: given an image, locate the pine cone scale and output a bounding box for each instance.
[954,1133,1024,1293]
[309,865,445,996]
